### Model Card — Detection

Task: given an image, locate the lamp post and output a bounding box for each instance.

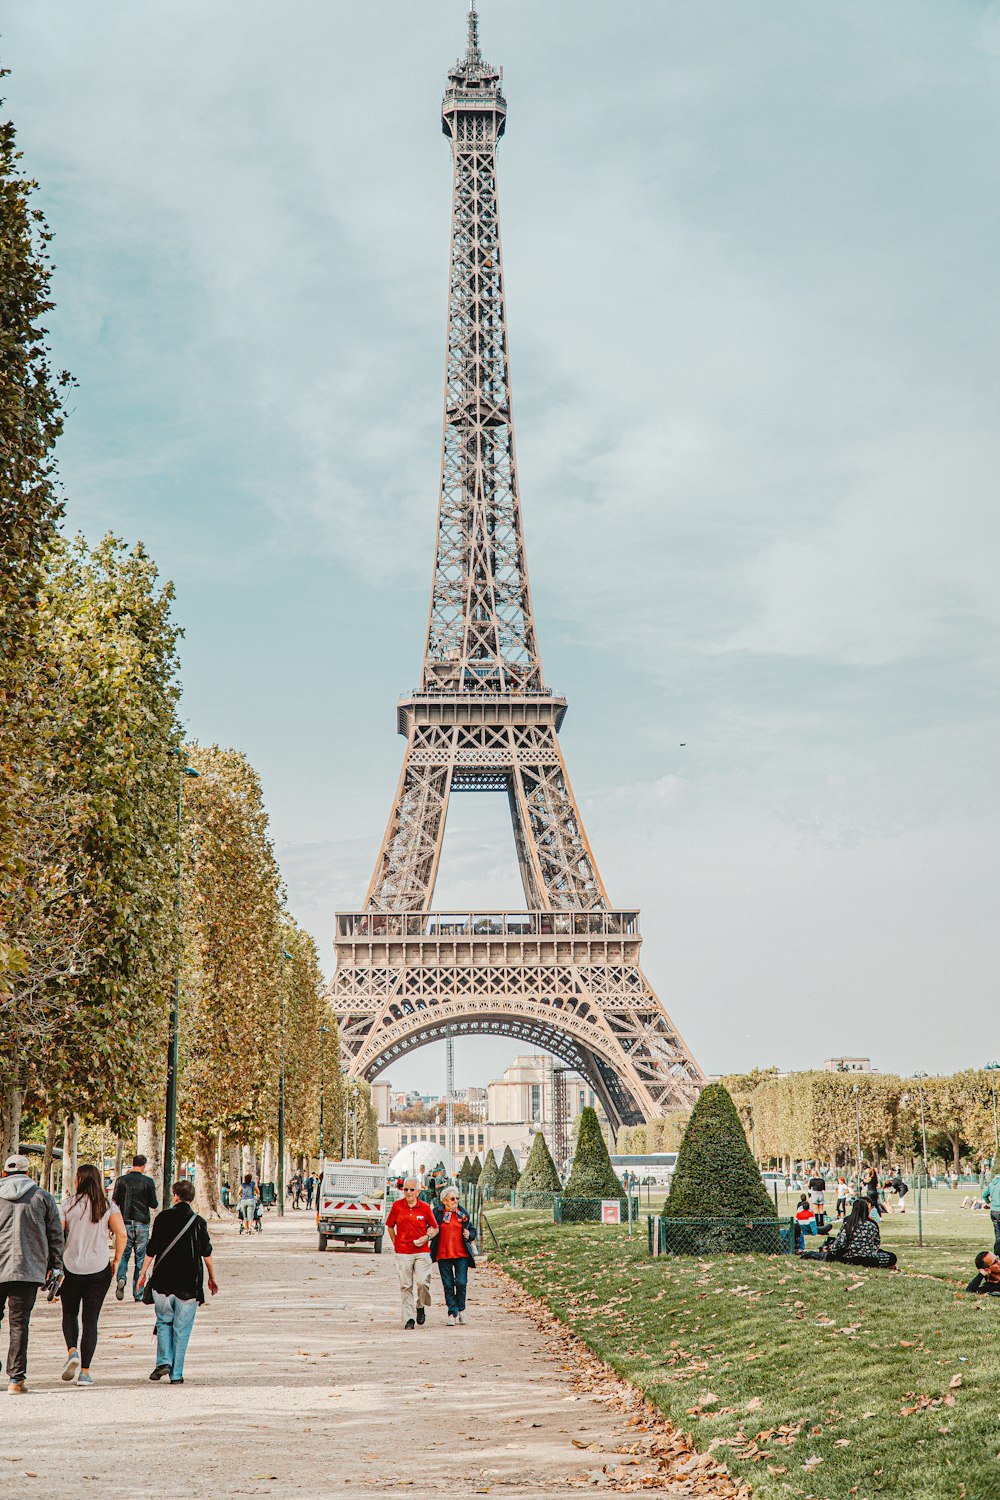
[318,1025,329,1164]
[985,1063,1000,1160]
[914,1071,929,1167]
[163,749,199,1203]
[277,948,292,1217]
[853,1083,863,1188]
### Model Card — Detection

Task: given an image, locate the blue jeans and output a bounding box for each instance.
[117,1223,150,1298]
[153,1293,198,1381]
[437,1257,469,1314]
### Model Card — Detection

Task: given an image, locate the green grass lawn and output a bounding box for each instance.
[489,1192,1000,1500]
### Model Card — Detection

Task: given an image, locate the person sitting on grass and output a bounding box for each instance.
[795,1195,818,1233]
[826,1198,897,1269]
[965,1250,1000,1294]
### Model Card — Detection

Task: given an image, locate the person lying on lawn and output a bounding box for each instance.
[965,1249,1000,1294]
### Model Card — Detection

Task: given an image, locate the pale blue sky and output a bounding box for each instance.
[7,1,999,1093]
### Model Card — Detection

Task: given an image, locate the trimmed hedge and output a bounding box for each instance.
[495,1144,521,1194]
[469,1155,482,1183]
[564,1106,624,1200]
[665,1082,777,1219]
[517,1130,562,1201]
[479,1148,499,1197]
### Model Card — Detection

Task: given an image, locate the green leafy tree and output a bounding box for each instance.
[495,1143,521,1194]
[479,1148,499,1197]
[516,1130,561,1204]
[459,1155,472,1182]
[3,537,181,1157]
[665,1083,776,1218]
[0,89,70,1020]
[564,1107,624,1200]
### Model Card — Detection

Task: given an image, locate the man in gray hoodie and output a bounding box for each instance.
[0,1153,64,1393]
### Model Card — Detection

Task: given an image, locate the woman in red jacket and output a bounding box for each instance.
[429,1185,477,1325]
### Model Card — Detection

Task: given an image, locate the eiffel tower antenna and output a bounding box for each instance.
[330,11,704,1134]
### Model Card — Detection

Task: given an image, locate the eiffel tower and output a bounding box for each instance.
[330,6,703,1133]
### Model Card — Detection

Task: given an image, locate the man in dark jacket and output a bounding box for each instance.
[136,1180,217,1384]
[0,1153,64,1393]
[112,1154,158,1302]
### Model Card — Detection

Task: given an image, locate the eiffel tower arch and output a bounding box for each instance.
[329,8,704,1135]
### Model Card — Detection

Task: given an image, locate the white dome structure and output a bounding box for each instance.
[387,1140,456,1181]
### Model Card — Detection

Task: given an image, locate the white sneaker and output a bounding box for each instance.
[447,1313,456,1326]
[61,1350,80,1383]
[457,1311,466,1324]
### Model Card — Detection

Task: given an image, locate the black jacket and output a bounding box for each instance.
[113,1171,159,1225]
[147,1204,212,1302]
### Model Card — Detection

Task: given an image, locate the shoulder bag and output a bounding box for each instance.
[142,1214,199,1305]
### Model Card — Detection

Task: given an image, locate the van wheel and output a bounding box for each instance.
[373,1235,383,1255]
[318,1233,329,1252]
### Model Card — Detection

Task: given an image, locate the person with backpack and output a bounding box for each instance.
[111,1154,158,1302]
[0,1153,64,1394]
[136,1179,218,1384]
[59,1163,127,1387]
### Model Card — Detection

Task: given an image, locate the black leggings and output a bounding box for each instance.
[60,1264,113,1368]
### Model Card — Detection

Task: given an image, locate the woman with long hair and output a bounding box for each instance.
[60,1162,127,1385]
[828,1196,896,1269]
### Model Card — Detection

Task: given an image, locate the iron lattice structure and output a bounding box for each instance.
[329,8,703,1133]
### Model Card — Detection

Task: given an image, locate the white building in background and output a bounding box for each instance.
[824,1057,874,1073]
[375,1053,606,1168]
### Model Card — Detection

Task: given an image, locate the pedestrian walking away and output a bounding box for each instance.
[429,1184,476,1325]
[386,1176,437,1328]
[0,1153,64,1394]
[305,1174,315,1209]
[111,1154,158,1302]
[59,1163,127,1386]
[980,1170,1000,1253]
[136,1180,218,1385]
[807,1170,827,1229]
[237,1174,263,1233]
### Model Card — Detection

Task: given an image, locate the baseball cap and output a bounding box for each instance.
[3,1154,30,1173]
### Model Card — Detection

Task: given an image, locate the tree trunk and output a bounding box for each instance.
[950,1133,962,1174]
[41,1114,59,1191]
[193,1131,223,1219]
[136,1114,162,1200]
[226,1141,240,1204]
[63,1112,79,1193]
[261,1137,275,1184]
[242,1143,254,1178]
[115,1137,124,1180]
[0,1086,23,1164]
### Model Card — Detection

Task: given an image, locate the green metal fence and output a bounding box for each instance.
[552,1195,638,1225]
[647,1214,796,1256]
[514,1189,560,1210]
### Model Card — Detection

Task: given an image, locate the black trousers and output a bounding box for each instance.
[992,1212,1000,1254]
[0,1281,39,1383]
[60,1264,113,1369]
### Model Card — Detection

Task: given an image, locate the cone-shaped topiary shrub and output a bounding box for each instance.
[459,1155,472,1183]
[469,1155,482,1183]
[479,1148,499,1197]
[495,1144,521,1194]
[564,1107,625,1199]
[517,1130,562,1205]
[665,1082,776,1218]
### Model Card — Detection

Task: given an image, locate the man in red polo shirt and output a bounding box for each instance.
[386,1178,438,1329]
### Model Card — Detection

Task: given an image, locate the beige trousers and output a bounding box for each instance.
[394,1252,432,1324]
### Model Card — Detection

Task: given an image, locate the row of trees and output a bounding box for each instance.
[455,1112,626,1204]
[617,1068,1000,1174]
[0,95,362,1208]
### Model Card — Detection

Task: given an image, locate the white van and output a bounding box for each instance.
[316,1160,386,1253]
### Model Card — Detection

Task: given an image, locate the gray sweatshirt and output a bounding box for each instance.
[0,1173,64,1283]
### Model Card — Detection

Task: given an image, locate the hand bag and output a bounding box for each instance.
[142,1214,198,1304]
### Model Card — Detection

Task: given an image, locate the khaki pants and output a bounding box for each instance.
[394,1252,432,1325]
